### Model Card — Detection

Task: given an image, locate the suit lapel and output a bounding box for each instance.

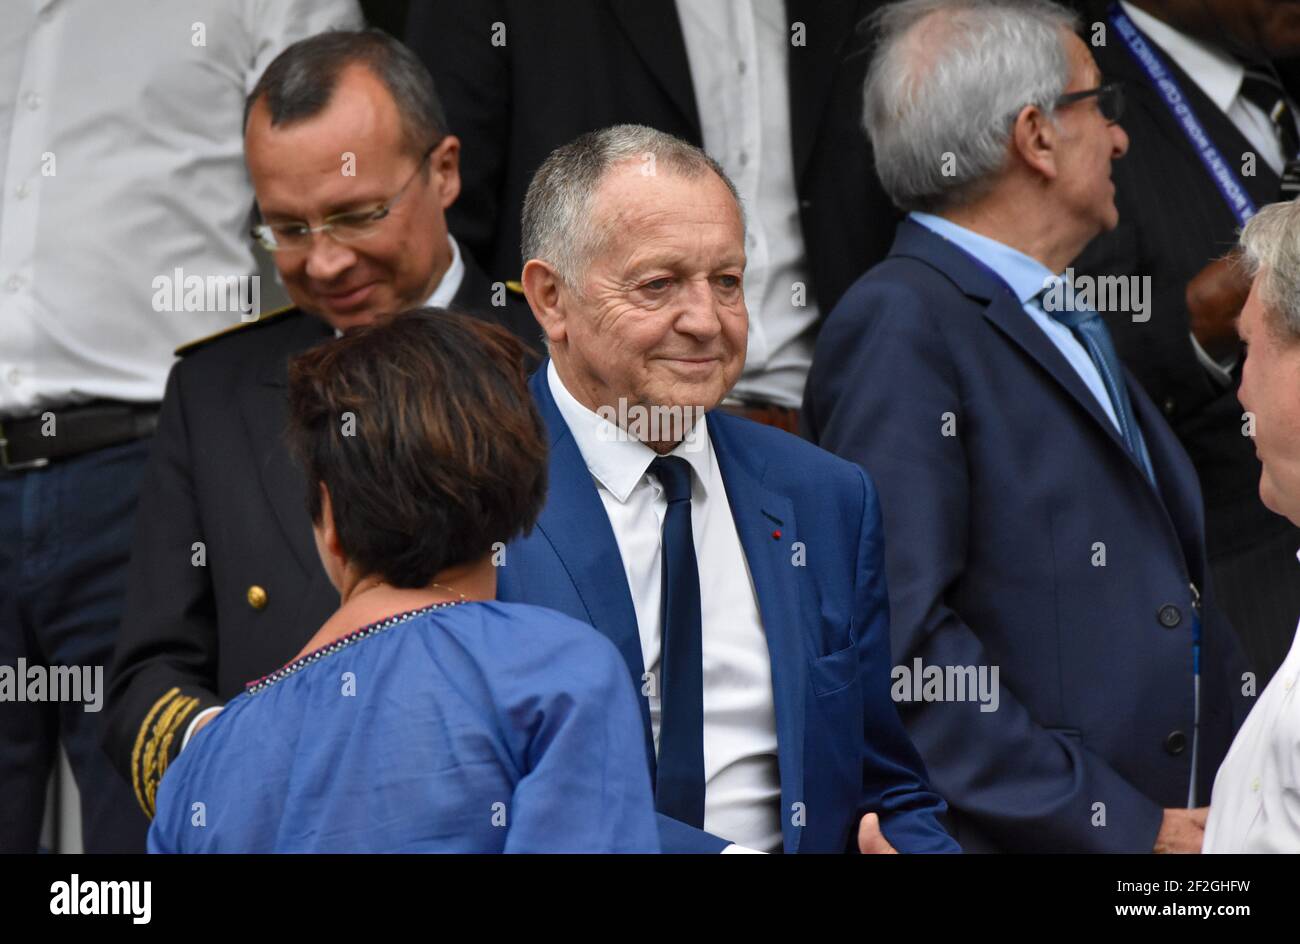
[893,220,1159,492]
[708,413,808,854]
[238,312,333,577]
[528,369,650,727]
[609,0,701,137]
[1128,374,1206,570]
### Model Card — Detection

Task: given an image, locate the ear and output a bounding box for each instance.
[319,482,344,562]
[430,135,461,210]
[522,258,569,346]
[1010,104,1060,183]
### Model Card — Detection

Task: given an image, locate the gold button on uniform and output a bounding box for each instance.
[246,585,268,610]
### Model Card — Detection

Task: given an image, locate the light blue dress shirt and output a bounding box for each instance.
[910,212,1120,433]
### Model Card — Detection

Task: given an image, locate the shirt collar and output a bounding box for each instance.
[546,359,713,503]
[910,211,1058,304]
[1120,1,1244,115]
[332,236,464,339]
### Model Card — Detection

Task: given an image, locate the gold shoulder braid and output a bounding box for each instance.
[173,304,299,357]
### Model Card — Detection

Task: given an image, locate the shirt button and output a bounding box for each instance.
[737,59,747,75]
[1251,776,1261,793]
[24,91,41,110]
[738,150,749,167]
[6,368,21,386]
[1162,396,1176,416]
[1164,730,1186,755]
[14,182,30,199]
[5,274,24,293]
[1157,604,1182,628]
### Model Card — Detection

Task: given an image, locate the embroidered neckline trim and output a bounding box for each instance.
[244,600,467,695]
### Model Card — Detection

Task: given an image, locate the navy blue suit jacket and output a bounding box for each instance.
[498,365,958,854]
[803,219,1250,852]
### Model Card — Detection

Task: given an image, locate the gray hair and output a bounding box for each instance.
[521,124,743,287]
[244,29,448,159]
[1239,200,1300,342]
[863,0,1079,212]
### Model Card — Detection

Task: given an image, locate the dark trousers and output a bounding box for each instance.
[0,436,152,852]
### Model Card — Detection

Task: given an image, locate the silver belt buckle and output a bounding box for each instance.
[0,422,50,472]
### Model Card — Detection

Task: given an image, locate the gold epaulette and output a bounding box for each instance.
[131,687,201,818]
[174,304,299,357]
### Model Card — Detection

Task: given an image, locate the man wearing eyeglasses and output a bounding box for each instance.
[102,29,541,819]
[803,0,1249,852]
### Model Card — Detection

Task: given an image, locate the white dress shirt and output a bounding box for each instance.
[182,237,464,748]
[675,0,817,409]
[0,0,361,418]
[547,361,783,851]
[1203,550,1300,853]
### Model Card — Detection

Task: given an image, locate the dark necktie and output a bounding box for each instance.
[1240,65,1300,161]
[648,455,705,828]
[1038,291,1157,487]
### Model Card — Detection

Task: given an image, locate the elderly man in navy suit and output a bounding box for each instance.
[497,123,957,854]
[804,0,1249,852]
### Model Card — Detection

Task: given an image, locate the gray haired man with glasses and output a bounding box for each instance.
[102,29,541,817]
[804,0,1250,852]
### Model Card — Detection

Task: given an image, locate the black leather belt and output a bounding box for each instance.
[0,400,159,472]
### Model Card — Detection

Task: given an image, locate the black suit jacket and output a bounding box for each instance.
[1071,17,1300,676]
[103,255,540,816]
[405,0,895,317]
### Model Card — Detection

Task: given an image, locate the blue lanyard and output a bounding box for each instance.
[1109,3,1258,226]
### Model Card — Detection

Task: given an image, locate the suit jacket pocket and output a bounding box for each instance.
[810,643,859,697]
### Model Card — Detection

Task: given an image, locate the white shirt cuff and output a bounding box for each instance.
[721,843,767,854]
[181,705,223,750]
[1190,332,1237,386]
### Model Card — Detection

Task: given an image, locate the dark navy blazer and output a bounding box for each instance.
[498,365,959,854]
[804,219,1251,852]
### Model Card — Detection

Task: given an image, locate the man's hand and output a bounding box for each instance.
[1154,807,1209,854]
[858,812,899,854]
[1186,255,1251,363]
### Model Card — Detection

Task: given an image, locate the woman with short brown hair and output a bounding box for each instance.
[148,310,658,852]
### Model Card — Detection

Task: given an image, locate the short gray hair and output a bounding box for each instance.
[1239,200,1300,342]
[245,29,448,160]
[521,124,743,287]
[863,0,1079,212]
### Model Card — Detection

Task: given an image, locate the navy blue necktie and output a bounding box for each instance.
[1039,292,1157,486]
[648,455,705,828]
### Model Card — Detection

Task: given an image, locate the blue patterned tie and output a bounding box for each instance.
[1039,289,1156,486]
[648,455,705,828]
